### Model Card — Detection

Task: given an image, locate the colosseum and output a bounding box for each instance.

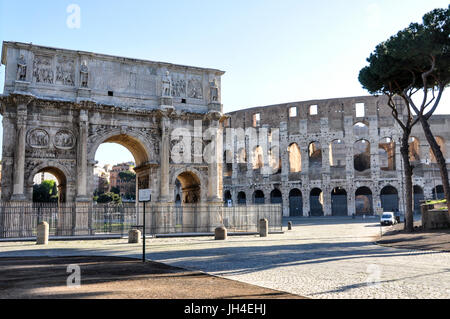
[222,95,450,217]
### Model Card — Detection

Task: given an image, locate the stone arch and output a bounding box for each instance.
[308,141,322,177]
[288,143,302,173]
[88,129,154,167]
[355,186,373,215]
[171,168,206,204]
[27,163,71,203]
[270,188,282,204]
[329,139,346,168]
[379,137,396,171]
[252,145,264,170]
[237,148,247,173]
[253,190,265,205]
[310,188,324,216]
[354,139,371,172]
[289,188,303,216]
[353,121,369,136]
[237,191,247,205]
[308,141,322,163]
[432,185,445,200]
[413,185,424,214]
[409,136,420,162]
[175,171,201,204]
[223,150,233,177]
[269,146,281,174]
[331,187,347,216]
[380,185,399,212]
[224,190,232,205]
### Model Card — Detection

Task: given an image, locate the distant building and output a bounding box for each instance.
[109,162,136,198]
[93,164,111,194]
[33,172,58,185]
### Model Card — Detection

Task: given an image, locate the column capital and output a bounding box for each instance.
[79,109,89,122]
[204,110,222,123]
[12,94,34,108]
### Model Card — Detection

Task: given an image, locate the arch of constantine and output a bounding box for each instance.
[0,41,225,205]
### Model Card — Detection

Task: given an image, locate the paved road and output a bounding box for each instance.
[0,218,448,299]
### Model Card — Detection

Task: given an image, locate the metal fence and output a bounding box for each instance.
[0,202,282,239]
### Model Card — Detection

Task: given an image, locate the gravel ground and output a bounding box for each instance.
[376,221,450,252]
[0,218,448,299]
[0,256,302,299]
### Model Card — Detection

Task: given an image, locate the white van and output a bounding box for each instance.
[380,212,397,226]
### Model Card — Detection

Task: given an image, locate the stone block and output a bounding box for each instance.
[36,222,49,245]
[259,218,268,237]
[128,229,142,244]
[215,227,227,240]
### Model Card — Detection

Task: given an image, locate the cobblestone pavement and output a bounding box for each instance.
[0,218,449,299]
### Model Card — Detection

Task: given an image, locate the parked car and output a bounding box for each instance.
[380,212,398,226]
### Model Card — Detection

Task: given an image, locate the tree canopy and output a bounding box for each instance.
[358,6,450,232]
[359,5,449,111]
[118,170,136,182]
[96,192,122,204]
[33,180,58,203]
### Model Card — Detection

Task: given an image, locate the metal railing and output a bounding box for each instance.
[0,202,282,239]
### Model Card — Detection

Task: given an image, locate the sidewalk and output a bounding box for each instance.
[376,222,450,252]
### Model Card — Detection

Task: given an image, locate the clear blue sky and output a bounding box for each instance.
[1,0,449,165]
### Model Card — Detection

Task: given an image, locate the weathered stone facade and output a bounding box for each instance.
[223,97,450,217]
[0,42,226,205]
[1,41,449,220]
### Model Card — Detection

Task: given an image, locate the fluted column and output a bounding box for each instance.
[11,100,30,201]
[76,109,89,201]
[207,112,222,202]
[159,116,171,202]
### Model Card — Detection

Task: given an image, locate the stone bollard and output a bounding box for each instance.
[259,219,268,237]
[288,221,293,231]
[215,227,227,240]
[128,229,142,244]
[36,221,49,245]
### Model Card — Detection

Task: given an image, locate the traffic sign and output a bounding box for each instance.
[139,189,151,202]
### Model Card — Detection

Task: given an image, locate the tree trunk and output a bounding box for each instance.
[401,133,414,232]
[419,117,450,212]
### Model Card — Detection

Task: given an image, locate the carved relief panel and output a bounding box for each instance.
[170,72,186,98]
[187,75,203,99]
[54,130,76,149]
[32,55,54,84]
[27,128,50,149]
[56,56,75,86]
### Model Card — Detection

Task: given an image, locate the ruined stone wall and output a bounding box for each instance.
[223,95,450,217]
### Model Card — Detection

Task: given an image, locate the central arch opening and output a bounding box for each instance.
[176,171,201,204]
[93,134,151,204]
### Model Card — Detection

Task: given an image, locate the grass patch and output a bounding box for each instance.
[423,199,447,205]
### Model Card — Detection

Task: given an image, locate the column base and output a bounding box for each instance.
[208,196,223,204]
[158,196,172,203]
[75,196,91,203]
[10,194,27,202]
